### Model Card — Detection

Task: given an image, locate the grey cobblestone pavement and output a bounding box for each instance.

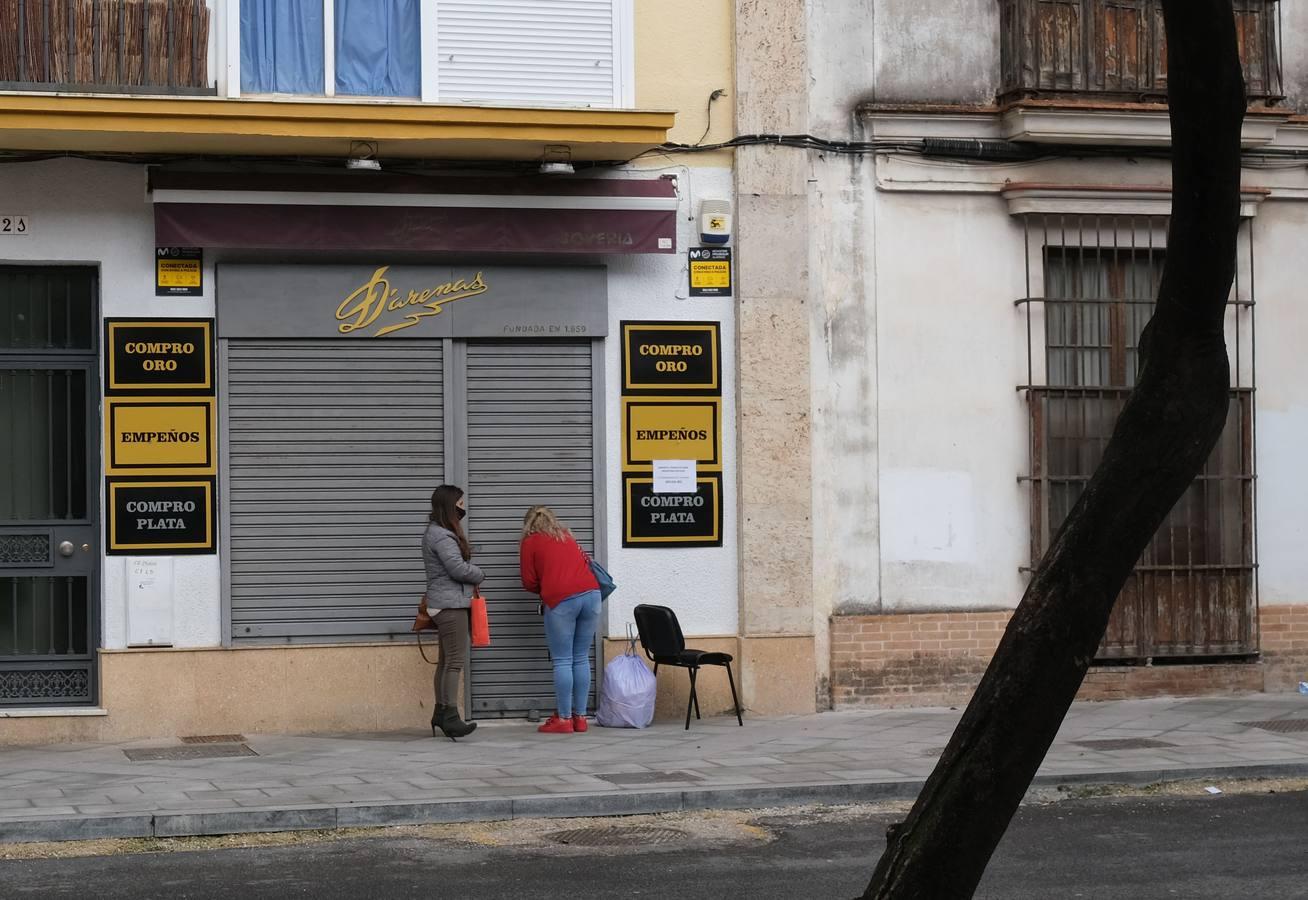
[1,694,1305,842]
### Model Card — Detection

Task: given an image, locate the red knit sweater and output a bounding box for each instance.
[520,532,599,609]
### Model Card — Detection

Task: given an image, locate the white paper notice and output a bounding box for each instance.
[126,557,175,647]
[653,459,697,494]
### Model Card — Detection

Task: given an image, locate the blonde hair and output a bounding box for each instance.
[522,505,571,541]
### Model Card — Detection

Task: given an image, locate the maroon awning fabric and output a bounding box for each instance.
[150,171,678,255]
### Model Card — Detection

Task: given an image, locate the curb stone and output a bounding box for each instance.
[1,761,1306,844]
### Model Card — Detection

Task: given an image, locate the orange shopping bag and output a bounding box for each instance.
[470,592,491,647]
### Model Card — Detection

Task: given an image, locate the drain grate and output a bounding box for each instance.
[1072,738,1178,751]
[124,744,258,762]
[547,826,689,847]
[1238,719,1308,735]
[597,770,705,786]
[180,734,247,744]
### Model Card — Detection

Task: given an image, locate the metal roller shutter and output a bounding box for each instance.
[436,0,619,107]
[226,341,442,643]
[465,342,596,717]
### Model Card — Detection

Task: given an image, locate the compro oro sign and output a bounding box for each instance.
[621,321,720,393]
[106,319,213,393]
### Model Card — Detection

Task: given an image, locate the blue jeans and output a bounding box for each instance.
[542,590,602,718]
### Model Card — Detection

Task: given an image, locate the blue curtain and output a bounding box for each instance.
[335,0,421,98]
[241,0,326,95]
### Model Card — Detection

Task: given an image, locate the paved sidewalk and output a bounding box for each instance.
[1,694,1306,843]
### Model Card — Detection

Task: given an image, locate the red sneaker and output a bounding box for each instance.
[571,715,589,733]
[537,714,574,734]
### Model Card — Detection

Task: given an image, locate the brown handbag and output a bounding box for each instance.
[412,595,436,633]
[412,596,439,664]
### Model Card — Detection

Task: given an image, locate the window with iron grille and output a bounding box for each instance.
[1019,215,1257,661]
[999,0,1283,106]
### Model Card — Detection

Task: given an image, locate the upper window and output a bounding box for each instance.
[999,0,1283,105]
[238,0,629,107]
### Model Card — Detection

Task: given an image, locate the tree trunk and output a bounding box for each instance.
[860,2,1247,898]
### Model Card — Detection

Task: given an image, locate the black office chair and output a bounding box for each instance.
[633,604,743,730]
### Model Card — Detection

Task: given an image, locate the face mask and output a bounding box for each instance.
[455,507,467,520]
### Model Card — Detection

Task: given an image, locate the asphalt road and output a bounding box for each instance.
[2,790,1306,899]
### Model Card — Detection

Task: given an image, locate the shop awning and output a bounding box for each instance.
[150,171,679,254]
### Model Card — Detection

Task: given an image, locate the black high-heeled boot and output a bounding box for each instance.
[434,706,477,741]
[431,704,446,737]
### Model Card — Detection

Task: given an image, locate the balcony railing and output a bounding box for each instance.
[0,0,214,94]
[1000,0,1283,105]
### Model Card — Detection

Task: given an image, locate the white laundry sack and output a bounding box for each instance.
[596,645,657,729]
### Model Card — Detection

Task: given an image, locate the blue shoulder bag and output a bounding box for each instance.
[588,557,617,600]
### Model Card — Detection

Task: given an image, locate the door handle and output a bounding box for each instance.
[58,541,75,558]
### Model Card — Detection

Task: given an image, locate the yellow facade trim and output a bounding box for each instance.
[0,94,676,160]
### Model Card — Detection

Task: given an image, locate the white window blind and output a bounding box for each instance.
[435,0,620,107]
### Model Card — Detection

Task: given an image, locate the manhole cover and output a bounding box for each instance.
[547,826,688,847]
[1238,719,1308,734]
[180,734,247,744]
[124,744,258,762]
[598,770,704,786]
[1071,738,1177,751]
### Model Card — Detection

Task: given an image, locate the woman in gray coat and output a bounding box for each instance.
[423,484,485,740]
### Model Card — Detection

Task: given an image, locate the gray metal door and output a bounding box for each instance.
[0,267,99,707]
[224,340,442,642]
[461,341,597,718]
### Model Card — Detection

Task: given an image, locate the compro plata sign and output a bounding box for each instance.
[106,397,216,476]
[106,319,213,393]
[107,479,215,554]
[623,473,722,547]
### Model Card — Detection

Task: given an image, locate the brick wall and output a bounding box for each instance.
[831,612,1009,708]
[831,603,1308,708]
[1261,604,1308,691]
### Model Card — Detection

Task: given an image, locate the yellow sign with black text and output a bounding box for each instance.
[105,397,217,476]
[622,399,721,470]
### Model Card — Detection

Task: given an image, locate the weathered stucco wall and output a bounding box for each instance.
[870,0,1000,105]
[1280,2,1308,113]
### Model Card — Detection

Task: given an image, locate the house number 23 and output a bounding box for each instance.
[1,215,30,235]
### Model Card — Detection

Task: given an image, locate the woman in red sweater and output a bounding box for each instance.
[520,506,601,734]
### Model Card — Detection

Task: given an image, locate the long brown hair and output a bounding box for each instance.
[430,484,471,560]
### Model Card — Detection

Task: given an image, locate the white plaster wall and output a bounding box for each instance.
[1250,198,1308,607]
[871,189,1029,610]
[603,166,739,638]
[1,159,740,651]
[0,159,221,650]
